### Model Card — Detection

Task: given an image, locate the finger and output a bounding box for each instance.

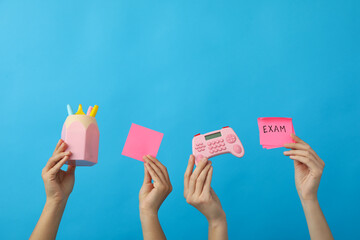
[283,142,310,150]
[55,142,68,155]
[146,155,170,181]
[289,134,321,161]
[66,165,76,175]
[188,158,208,196]
[203,166,213,193]
[144,156,167,183]
[289,137,324,167]
[288,155,321,172]
[184,155,195,196]
[194,161,212,196]
[283,149,318,162]
[44,151,71,172]
[291,134,306,144]
[284,142,323,165]
[53,139,63,154]
[53,142,65,155]
[284,150,322,168]
[143,164,151,184]
[145,162,162,184]
[49,156,69,175]
[283,150,310,157]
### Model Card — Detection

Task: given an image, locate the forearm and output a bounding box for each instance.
[140,210,166,240]
[301,199,333,240]
[30,199,67,240]
[208,212,228,240]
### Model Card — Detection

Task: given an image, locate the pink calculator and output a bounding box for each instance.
[192,126,245,164]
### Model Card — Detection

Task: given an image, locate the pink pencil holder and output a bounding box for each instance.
[61,115,100,166]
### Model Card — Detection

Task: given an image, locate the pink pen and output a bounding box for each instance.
[86,106,93,116]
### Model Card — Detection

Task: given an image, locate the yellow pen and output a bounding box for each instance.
[90,105,99,117]
[76,104,86,115]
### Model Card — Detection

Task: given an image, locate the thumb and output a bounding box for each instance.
[291,133,305,144]
[143,164,151,184]
[67,165,76,175]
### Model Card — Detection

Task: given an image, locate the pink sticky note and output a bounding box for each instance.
[258,117,295,149]
[122,123,164,161]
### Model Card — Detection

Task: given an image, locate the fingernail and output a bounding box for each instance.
[201,158,207,162]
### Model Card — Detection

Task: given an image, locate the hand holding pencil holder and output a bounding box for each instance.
[61,104,100,166]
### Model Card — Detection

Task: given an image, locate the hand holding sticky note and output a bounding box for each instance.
[258,117,295,149]
[122,123,164,161]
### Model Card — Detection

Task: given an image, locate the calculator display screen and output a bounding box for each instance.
[205,132,222,140]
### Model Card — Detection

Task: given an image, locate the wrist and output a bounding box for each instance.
[300,197,319,207]
[139,208,158,220]
[43,198,68,217]
[207,210,227,228]
[46,197,68,207]
[300,198,322,217]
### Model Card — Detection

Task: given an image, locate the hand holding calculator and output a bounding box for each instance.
[192,126,245,164]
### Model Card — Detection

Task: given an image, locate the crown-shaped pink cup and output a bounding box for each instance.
[61,115,100,166]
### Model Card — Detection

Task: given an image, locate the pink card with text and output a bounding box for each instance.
[258,117,295,149]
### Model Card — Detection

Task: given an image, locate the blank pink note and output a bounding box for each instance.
[122,123,164,161]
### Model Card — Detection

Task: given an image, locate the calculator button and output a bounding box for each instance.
[233,144,242,154]
[226,134,236,144]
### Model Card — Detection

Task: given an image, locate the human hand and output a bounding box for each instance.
[41,139,75,204]
[284,134,325,201]
[139,155,172,216]
[184,155,225,225]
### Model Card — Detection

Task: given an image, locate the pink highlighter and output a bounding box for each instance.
[192,126,245,165]
[61,104,100,166]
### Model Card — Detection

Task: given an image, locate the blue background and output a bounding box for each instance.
[0,0,359,239]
